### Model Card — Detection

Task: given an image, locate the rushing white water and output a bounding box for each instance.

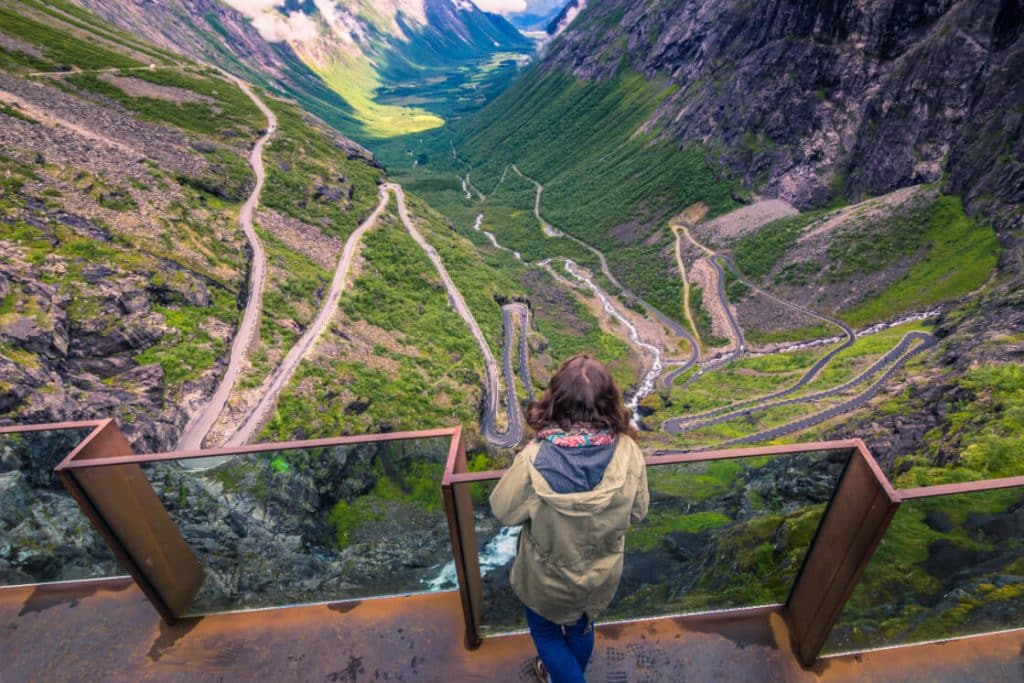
[857,309,942,335]
[424,525,521,590]
[472,212,521,260]
[562,260,664,416]
[747,309,943,357]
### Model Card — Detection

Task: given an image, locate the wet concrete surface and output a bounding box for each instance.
[2,578,1022,682]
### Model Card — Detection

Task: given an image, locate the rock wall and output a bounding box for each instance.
[544,0,1023,227]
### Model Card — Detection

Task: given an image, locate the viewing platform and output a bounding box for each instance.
[2,420,1022,681]
[5,578,1022,681]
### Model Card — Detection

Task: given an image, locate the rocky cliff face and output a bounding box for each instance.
[0,239,203,452]
[0,429,119,583]
[545,0,1023,229]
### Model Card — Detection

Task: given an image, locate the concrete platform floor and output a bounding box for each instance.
[2,577,1022,682]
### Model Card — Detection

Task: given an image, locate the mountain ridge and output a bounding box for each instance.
[75,0,534,139]
[539,0,1022,227]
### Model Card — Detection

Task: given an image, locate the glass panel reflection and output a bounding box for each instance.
[474,448,850,634]
[466,480,525,634]
[138,436,454,614]
[0,428,122,584]
[824,486,1024,654]
[609,449,849,621]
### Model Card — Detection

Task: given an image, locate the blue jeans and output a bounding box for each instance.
[524,606,594,683]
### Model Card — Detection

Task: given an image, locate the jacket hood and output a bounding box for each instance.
[526,438,633,517]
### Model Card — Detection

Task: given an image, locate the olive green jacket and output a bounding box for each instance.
[489,435,649,624]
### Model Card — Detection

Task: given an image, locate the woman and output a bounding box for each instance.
[490,354,649,683]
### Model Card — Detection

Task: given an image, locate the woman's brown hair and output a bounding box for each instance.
[527,354,636,437]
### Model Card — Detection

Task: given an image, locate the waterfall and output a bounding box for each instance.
[562,260,664,416]
[424,525,521,591]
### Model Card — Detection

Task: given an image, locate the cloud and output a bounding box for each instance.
[312,0,366,44]
[473,0,528,14]
[223,0,320,42]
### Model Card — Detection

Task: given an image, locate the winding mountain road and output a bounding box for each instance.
[224,185,391,447]
[710,333,937,448]
[660,223,937,447]
[389,184,524,448]
[665,331,932,435]
[510,164,699,371]
[709,256,746,357]
[176,75,275,451]
[671,224,703,352]
[677,224,746,359]
[503,303,535,403]
[222,182,528,449]
[660,254,857,425]
[661,221,854,401]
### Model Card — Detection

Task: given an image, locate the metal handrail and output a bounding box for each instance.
[441,437,895,665]
[32,420,465,623]
[9,420,1023,667]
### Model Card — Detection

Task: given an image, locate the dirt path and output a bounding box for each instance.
[511,164,559,237]
[224,185,391,447]
[175,75,275,451]
[678,225,745,358]
[26,65,182,78]
[0,88,140,156]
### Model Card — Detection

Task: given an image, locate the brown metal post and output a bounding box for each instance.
[783,443,900,666]
[441,429,484,648]
[54,420,204,623]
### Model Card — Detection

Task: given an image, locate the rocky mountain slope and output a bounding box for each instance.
[545,0,1023,220]
[0,0,388,451]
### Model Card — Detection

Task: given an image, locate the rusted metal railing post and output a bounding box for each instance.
[54,419,204,623]
[783,441,900,666]
[441,427,484,648]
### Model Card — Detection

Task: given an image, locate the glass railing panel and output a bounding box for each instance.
[134,436,454,615]
[0,428,122,585]
[471,448,851,634]
[608,448,850,622]
[823,485,1024,654]
[462,480,525,635]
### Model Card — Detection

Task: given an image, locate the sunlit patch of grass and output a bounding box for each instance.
[313,57,444,138]
[841,197,999,325]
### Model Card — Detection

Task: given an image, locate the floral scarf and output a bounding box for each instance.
[536,425,616,448]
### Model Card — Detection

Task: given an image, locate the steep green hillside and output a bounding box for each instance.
[727,192,1000,326]
[262,213,488,442]
[391,67,740,326]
